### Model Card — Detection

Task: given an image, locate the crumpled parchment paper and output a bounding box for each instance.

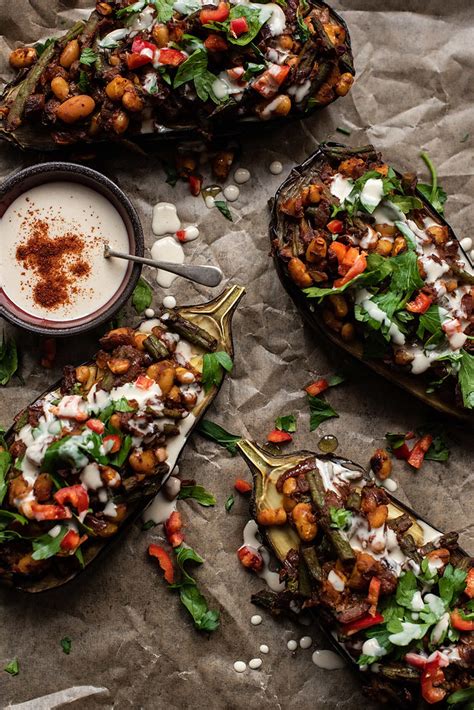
[0,1,473,708]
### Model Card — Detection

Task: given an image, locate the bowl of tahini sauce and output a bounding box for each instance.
[0,162,144,335]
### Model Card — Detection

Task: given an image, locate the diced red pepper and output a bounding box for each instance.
[30,502,73,521]
[176,230,187,243]
[305,378,329,397]
[148,543,175,584]
[86,418,105,434]
[267,429,292,444]
[204,34,229,52]
[327,219,344,234]
[126,52,151,70]
[54,485,90,514]
[60,530,87,552]
[393,442,411,460]
[200,1,229,24]
[405,652,429,669]
[237,545,263,572]
[158,48,187,66]
[230,16,248,37]
[420,656,446,705]
[450,609,474,632]
[465,568,474,599]
[164,510,184,548]
[131,38,157,56]
[341,612,384,636]
[407,434,433,469]
[40,338,57,369]
[103,434,122,454]
[334,253,367,288]
[227,66,245,81]
[406,291,433,314]
[234,479,252,494]
[251,65,290,98]
[340,246,360,275]
[367,576,381,616]
[188,174,202,196]
[135,375,154,390]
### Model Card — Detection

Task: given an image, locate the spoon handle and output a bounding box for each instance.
[105,248,223,287]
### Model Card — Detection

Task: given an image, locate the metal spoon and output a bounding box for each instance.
[104,244,223,287]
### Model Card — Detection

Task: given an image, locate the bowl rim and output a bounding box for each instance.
[0,161,144,336]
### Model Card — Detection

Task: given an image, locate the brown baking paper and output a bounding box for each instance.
[0,1,473,707]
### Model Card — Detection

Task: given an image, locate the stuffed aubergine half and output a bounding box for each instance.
[0,0,354,150]
[271,144,474,419]
[237,440,474,708]
[0,286,243,591]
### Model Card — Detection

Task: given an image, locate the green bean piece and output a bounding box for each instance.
[298,555,312,597]
[144,334,169,360]
[302,546,322,582]
[379,664,420,683]
[162,408,183,419]
[306,469,355,564]
[166,313,218,352]
[5,21,85,131]
[100,370,115,392]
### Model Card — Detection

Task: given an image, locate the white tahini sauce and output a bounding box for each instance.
[248,658,263,670]
[233,661,247,673]
[151,236,185,288]
[234,168,251,184]
[1,182,130,322]
[259,644,269,654]
[152,202,181,235]
[250,615,263,626]
[287,640,297,651]
[312,650,346,670]
[162,295,177,309]
[269,161,283,175]
[223,185,240,202]
[177,226,199,242]
[299,636,312,649]
[240,520,285,592]
[144,308,155,318]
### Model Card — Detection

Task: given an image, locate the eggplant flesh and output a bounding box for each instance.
[237,440,473,708]
[0,285,244,592]
[270,142,474,420]
[0,2,354,151]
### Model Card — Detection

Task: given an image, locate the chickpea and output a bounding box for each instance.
[109,413,122,430]
[322,307,342,333]
[329,293,348,319]
[134,332,149,351]
[96,1,113,14]
[307,184,322,204]
[13,554,46,575]
[109,54,121,67]
[176,154,197,175]
[292,502,317,542]
[50,76,69,101]
[323,23,345,46]
[107,358,131,374]
[335,72,354,97]
[444,279,458,293]
[273,95,292,116]
[167,385,181,403]
[33,473,53,502]
[182,391,197,408]
[427,225,448,246]
[212,150,234,181]
[338,157,365,178]
[427,548,450,566]
[122,87,144,112]
[279,35,293,50]
[96,521,119,537]
[100,466,121,488]
[175,367,195,384]
[282,477,297,496]
[75,365,90,383]
[8,476,31,507]
[56,95,96,124]
[59,39,80,69]
[9,46,37,68]
[112,109,129,135]
[375,223,396,238]
[341,322,355,341]
[393,347,414,366]
[106,76,132,102]
[129,449,157,474]
[367,504,388,530]
[152,23,170,48]
[417,257,427,280]
[370,448,392,481]
[391,236,407,256]
[288,257,313,288]
[155,447,168,463]
[256,507,287,526]
[282,495,297,513]
[306,236,327,263]
[375,238,393,257]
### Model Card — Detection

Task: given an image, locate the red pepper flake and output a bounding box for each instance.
[15,219,90,310]
[234,479,252,494]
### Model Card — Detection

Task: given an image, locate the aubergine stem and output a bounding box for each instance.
[166,312,219,352]
[5,21,85,131]
[302,546,322,582]
[80,12,100,47]
[306,469,355,564]
[144,334,169,360]
[321,144,378,162]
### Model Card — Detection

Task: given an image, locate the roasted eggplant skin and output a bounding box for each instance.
[237,440,474,709]
[0,285,244,592]
[0,1,354,151]
[270,143,474,421]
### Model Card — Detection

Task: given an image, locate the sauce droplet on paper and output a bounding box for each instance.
[233,661,247,673]
[299,636,312,649]
[144,308,155,318]
[162,295,177,309]
[381,477,398,492]
[223,185,240,202]
[152,202,181,235]
[234,168,251,184]
[248,658,262,670]
[259,645,269,654]
[287,640,297,651]
[151,236,184,288]
[176,226,199,243]
[250,615,262,626]
[269,161,283,175]
[318,434,338,453]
